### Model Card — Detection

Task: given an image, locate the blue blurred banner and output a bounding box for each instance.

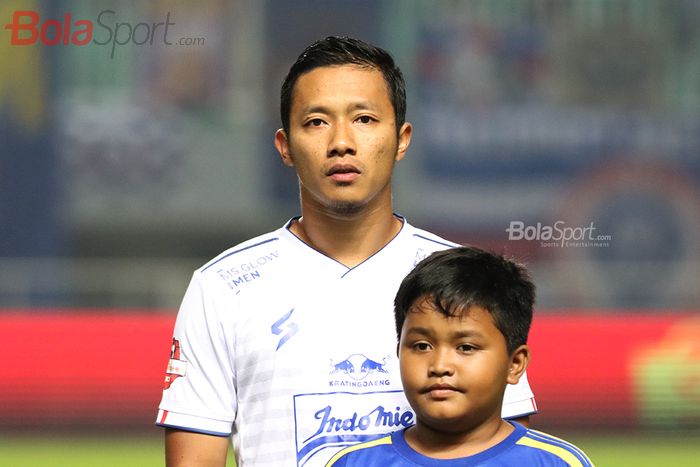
[0,0,699,309]
[1,0,64,257]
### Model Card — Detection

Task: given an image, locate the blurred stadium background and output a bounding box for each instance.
[1,0,699,465]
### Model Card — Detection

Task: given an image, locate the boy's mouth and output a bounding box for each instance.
[422,382,461,398]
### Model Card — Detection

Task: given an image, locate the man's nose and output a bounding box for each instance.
[328,121,356,157]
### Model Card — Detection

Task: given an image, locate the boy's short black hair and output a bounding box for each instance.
[394,246,535,354]
[280,36,407,134]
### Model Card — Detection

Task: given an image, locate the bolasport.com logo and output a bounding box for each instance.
[506,220,612,248]
[4,10,204,59]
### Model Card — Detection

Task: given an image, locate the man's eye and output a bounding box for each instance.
[307,118,324,126]
[356,115,373,124]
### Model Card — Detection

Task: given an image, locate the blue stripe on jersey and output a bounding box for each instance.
[155,422,230,437]
[326,435,392,466]
[299,433,387,464]
[524,429,594,465]
[412,233,459,248]
[201,238,279,272]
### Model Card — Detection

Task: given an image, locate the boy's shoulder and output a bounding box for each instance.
[514,425,595,467]
[326,423,594,466]
[325,433,394,466]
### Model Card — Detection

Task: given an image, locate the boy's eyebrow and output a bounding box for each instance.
[403,326,432,337]
[403,326,486,339]
[450,329,486,339]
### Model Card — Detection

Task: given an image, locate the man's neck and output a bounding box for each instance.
[289,203,402,268]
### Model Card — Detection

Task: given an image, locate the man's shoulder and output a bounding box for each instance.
[196,227,286,276]
[402,222,460,252]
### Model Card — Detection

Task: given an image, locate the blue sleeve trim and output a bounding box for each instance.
[202,238,279,272]
[155,422,231,437]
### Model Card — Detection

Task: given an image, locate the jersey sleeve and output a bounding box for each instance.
[502,371,538,419]
[156,270,236,436]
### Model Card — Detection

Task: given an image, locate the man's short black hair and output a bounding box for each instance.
[394,246,535,354]
[280,36,406,133]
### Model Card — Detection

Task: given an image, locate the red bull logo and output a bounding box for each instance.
[329,353,388,380]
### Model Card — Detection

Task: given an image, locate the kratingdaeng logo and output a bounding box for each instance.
[329,353,388,380]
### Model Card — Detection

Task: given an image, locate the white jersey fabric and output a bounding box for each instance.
[156,217,537,467]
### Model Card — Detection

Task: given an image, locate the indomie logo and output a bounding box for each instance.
[329,354,388,381]
[307,405,413,442]
[293,390,409,466]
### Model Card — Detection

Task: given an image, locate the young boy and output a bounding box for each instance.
[326,246,594,466]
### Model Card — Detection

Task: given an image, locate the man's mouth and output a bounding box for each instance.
[327,164,361,182]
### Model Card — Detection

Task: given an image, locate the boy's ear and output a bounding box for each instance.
[507,344,530,385]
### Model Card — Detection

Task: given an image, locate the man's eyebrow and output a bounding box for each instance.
[348,101,376,111]
[299,101,377,115]
[299,104,331,115]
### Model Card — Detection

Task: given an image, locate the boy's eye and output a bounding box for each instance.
[413,342,431,351]
[458,344,477,353]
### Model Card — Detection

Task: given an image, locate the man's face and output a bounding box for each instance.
[275,65,411,216]
[399,300,524,434]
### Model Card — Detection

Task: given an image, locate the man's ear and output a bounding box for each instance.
[507,344,530,385]
[394,122,412,162]
[275,129,294,167]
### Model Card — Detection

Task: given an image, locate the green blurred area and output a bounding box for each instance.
[1,433,699,467]
[0,434,236,467]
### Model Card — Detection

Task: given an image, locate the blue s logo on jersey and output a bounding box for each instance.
[271,308,298,350]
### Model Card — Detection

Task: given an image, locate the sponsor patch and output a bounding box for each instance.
[163,338,188,389]
[293,390,413,466]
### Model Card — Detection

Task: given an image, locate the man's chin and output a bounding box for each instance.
[326,200,366,216]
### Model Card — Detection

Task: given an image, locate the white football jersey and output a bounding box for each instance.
[156,217,537,466]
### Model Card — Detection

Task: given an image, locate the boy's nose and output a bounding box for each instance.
[428,349,455,377]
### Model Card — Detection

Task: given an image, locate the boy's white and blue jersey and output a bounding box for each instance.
[156,217,537,467]
[326,422,594,466]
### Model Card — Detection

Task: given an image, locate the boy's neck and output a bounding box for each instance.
[404,417,514,460]
[290,201,401,268]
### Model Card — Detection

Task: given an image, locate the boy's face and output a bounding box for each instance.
[399,299,528,434]
[275,64,411,215]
